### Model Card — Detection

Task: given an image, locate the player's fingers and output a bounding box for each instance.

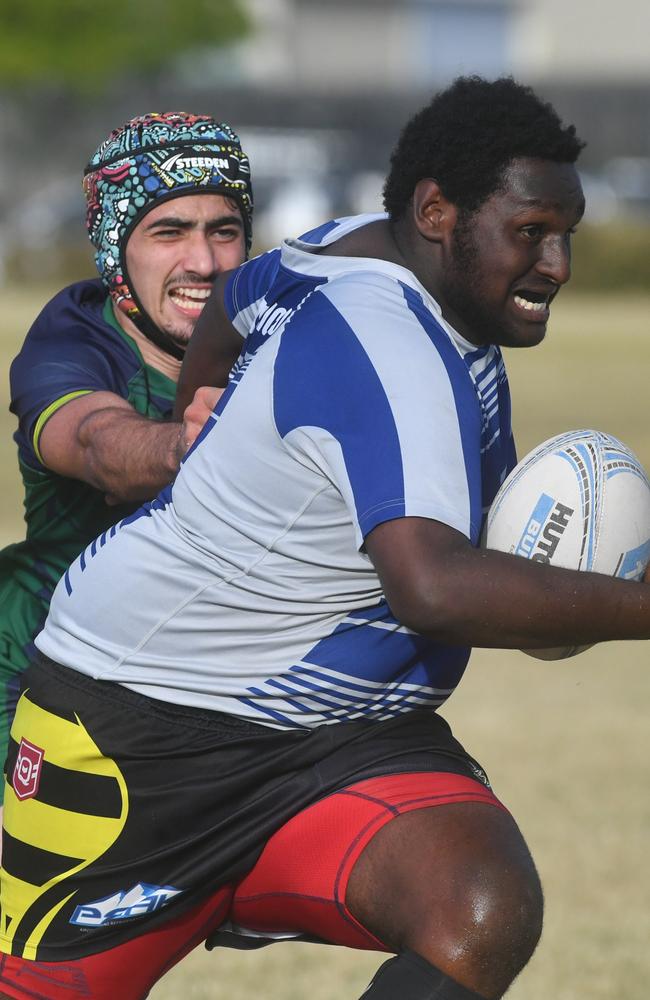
[189,386,223,415]
[182,388,225,451]
[198,385,224,405]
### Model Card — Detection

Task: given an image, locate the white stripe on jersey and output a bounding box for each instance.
[339,615,416,635]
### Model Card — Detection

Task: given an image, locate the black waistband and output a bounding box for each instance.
[29,653,281,739]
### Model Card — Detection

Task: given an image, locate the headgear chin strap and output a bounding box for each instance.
[83,112,253,358]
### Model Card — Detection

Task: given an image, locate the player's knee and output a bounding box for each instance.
[347,804,543,994]
[416,846,544,992]
[465,850,543,962]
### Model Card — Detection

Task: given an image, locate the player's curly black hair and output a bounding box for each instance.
[383,76,585,220]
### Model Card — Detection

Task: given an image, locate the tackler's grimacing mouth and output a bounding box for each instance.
[168,286,212,315]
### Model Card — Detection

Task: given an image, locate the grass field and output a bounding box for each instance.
[1,288,649,998]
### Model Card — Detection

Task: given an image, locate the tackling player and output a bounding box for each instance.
[2,78,649,1000]
[0,112,252,808]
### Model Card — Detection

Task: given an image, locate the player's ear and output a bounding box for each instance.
[412,179,457,243]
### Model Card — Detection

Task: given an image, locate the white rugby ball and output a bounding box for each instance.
[484,429,650,659]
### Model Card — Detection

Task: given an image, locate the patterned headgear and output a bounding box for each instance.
[83,112,253,356]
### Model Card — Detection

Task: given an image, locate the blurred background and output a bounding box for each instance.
[1,0,650,281]
[1,2,649,998]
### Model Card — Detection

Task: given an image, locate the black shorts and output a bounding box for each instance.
[1,655,491,962]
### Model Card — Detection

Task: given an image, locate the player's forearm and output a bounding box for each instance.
[368,519,650,649]
[77,406,184,502]
[418,545,650,649]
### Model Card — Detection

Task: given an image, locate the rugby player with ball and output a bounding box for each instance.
[2,77,650,1000]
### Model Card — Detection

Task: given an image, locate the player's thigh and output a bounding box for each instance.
[231,770,504,951]
[345,796,543,957]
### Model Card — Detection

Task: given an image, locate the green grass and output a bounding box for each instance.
[1,289,649,998]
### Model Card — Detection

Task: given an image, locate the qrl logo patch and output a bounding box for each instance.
[12,738,44,800]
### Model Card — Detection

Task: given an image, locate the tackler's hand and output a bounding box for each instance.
[180,386,224,456]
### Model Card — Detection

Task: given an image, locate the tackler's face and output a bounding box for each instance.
[439,158,585,349]
[124,193,246,348]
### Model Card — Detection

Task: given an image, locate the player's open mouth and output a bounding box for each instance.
[168,287,211,314]
[512,291,551,320]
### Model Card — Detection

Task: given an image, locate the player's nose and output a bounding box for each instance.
[183,233,217,278]
[535,236,571,286]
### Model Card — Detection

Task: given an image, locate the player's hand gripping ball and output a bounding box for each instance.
[484,429,650,659]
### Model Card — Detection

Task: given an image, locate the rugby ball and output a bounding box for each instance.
[484,429,650,659]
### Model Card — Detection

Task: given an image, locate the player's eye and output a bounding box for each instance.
[211,227,240,240]
[520,224,543,241]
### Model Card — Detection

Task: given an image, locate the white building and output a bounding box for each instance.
[511,0,650,83]
[230,0,650,90]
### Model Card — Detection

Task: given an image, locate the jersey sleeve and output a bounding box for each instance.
[272,274,484,548]
[10,290,128,466]
[224,249,282,338]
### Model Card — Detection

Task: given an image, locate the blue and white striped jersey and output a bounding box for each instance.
[37,214,516,727]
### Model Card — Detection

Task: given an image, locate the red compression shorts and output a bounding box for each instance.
[0,771,504,1000]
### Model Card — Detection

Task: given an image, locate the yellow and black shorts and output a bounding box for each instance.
[0,655,490,963]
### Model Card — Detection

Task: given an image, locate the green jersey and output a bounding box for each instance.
[1,279,176,769]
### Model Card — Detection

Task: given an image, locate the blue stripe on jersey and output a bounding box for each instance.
[225,249,281,319]
[345,599,397,624]
[290,663,462,707]
[233,592,470,728]
[237,696,310,727]
[282,671,441,723]
[63,480,176,596]
[466,346,514,509]
[246,264,329,344]
[399,282,483,544]
[301,616,469,690]
[465,347,517,511]
[257,680,337,717]
[273,291,406,536]
[266,677,349,711]
[119,483,174,529]
[297,219,342,244]
[237,652,461,725]
[227,266,333,395]
[464,345,492,369]
[286,672,442,715]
